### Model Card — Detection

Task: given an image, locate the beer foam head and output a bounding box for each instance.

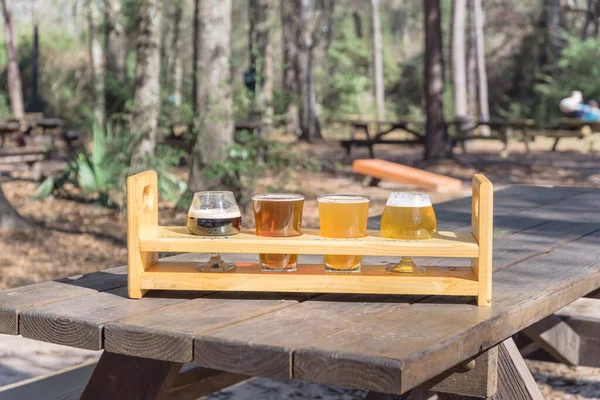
[252,193,304,201]
[188,208,241,219]
[386,192,432,207]
[318,194,370,203]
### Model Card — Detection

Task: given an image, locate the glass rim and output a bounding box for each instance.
[252,193,304,201]
[317,194,370,203]
[387,191,431,197]
[193,191,235,196]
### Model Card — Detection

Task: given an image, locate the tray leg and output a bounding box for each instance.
[472,174,493,306]
[127,171,159,299]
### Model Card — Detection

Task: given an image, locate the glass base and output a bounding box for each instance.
[261,263,297,272]
[385,257,426,274]
[196,254,236,272]
[325,264,361,273]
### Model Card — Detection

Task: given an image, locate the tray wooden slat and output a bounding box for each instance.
[139,227,479,258]
[140,262,479,296]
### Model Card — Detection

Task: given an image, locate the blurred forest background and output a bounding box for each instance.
[2,0,599,130]
[0,0,600,213]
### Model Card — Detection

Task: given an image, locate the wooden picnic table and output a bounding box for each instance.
[332,119,425,158]
[1,185,599,399]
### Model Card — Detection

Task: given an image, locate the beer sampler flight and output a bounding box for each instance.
[127,171,493,306]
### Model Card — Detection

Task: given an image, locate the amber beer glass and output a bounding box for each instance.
[318,195,370,273]
[253,194,304,272]
[380,192,437,273]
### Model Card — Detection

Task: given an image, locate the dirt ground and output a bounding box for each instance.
[1,137,600,398]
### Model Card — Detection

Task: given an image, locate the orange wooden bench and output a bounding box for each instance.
[352,159,463,192]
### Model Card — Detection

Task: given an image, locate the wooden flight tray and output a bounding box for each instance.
[127,171,493,306]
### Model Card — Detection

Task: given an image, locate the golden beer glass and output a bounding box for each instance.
[381,192,437,273]
[318,194,370,273]
[253,193,304,272]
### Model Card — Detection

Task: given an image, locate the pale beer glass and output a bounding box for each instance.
[318,194,370,273]
[381,192,437,273]
[187,191,241,272]
[253,194,304,272]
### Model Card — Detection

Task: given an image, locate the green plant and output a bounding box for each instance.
[203,130,322,209]
[33,124,186,208]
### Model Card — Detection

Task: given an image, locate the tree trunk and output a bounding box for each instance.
[87,0,105,129]
[188,0,234,193]
[547,0,561,66]
[105,0,126,83]
[192,0,200,113]
[297,0,321,142]
[0,185,30,229]
[371,0,386,121]
[1,0,24,119]
[466,0,478,118]
[249,0,275,121]
[451,0,467,120]
[131,0,162,160]
[31,15,40,112]
[582,0,594,39]
[473,0,489,124]
[424,0,447,160]
[169,1,183,110]
[281,0,300,136]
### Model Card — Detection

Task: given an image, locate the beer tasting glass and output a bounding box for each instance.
[318,194,370,273]
[187,191,242,272]
[252,194,304,272]
[381,192,437,273]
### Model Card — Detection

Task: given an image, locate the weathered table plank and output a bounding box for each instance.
[0,266,127,335]
[19,287,204,350]
[194,293,422,380]
[104,292,311,363]
[293,231,600,393]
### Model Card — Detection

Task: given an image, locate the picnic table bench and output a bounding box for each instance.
[333,119,425,158]
[539,118,600,152]
[1,185,599,399]
[0,117,74,168]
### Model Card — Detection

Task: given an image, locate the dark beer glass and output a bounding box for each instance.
[187,191,241,272]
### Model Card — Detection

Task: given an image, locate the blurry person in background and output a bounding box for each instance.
[560,91,600,122]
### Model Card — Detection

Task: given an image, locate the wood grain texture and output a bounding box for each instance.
[141,227,479,257]
[105,292,306,362]
[436,340,543,400]
[425,345,498,398]
[80,351,182,400]
[0,266,127,335]
[142,262,478,296]
[19,287,197,350]
[127,171,159,298]
[291,230,600,393]
[194,294,422,379]
[523,315,580,366]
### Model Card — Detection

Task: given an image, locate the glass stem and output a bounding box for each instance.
[209,253,222,261]
[401,256,413,264]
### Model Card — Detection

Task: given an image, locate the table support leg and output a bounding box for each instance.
[434,339,544,400]
[80,351,183,400]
